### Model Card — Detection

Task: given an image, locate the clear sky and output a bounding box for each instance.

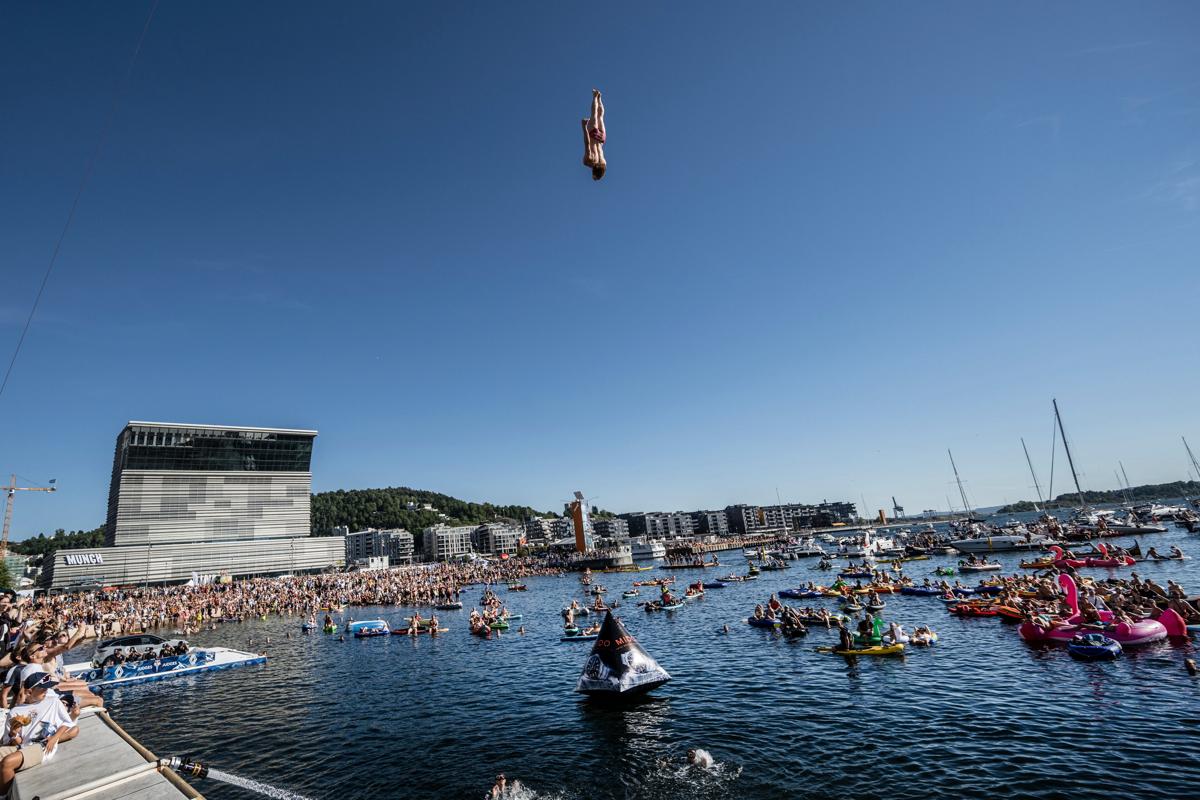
[2,2,1199,536]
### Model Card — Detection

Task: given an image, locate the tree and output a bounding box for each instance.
[0,561,13,591]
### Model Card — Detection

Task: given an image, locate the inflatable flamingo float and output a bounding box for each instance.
[1017,574,1177,645]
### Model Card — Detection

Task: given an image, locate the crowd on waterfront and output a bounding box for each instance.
[18,558,564,640]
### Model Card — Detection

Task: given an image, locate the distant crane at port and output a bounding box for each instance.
[2,475,56,558]
[891,496,904,520]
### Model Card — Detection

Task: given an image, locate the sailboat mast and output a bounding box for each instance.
[1118,461,1133,504]
[1021,437,1044,510]
[1053,398,1087,510]
[948,449,973,519]
[1184,437,1200,480]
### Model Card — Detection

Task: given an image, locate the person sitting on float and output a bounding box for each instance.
[752,604,765,620]
[767,594,782,612]
[1170,545,1185,560]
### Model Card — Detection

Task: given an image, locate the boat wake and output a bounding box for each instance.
[206,768,314,800]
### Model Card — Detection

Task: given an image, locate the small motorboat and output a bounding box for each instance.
[959,562,1002,572]
[622,590,640,598]
[702,581,728,589]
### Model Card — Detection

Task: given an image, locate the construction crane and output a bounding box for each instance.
[2,475,56,558]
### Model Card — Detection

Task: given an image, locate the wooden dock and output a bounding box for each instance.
[12,710,202,800]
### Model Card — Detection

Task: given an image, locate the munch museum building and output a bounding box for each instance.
[42,422,344,590]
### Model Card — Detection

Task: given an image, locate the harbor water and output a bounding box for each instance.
[81,519,1200,800]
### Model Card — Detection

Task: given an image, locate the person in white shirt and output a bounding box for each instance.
[0,673,79,793]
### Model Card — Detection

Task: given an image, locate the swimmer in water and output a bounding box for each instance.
[688,748,714,769]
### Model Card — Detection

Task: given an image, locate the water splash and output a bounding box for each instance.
[206,768,314,800]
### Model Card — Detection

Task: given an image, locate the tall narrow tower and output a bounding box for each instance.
[569,491,594,553]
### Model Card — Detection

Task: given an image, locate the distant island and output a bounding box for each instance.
[995,480,1199,514]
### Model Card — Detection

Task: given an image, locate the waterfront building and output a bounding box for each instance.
[345,528,414,565]
[550,517,577,540]
[592,518,630,539]
[689,510,730,536]
[422,524,474,561]
[618,512,694,539]
[524,517,557,544]
[724,501,858,535]
[475,522,522,556]
[42,422,344,589]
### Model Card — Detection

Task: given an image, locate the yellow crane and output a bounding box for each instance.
[2,475,56,558]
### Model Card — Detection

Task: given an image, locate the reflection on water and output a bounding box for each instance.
[79,519,1200,799]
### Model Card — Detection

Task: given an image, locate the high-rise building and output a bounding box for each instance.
[42,422,344,589]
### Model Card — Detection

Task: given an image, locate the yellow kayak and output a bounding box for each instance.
[818,643,905,657]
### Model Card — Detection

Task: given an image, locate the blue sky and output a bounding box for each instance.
[2,2,1199,536]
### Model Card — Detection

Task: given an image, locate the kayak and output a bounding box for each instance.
[818,643,906,656]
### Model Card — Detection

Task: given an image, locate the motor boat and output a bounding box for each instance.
[629,538,667,560]
[950,534,1056,553]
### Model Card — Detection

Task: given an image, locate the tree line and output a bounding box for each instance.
[996,480,1200,514]
[310,486,553,535]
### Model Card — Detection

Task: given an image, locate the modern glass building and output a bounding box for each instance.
[43,422,344,590]
[105,422,316,547]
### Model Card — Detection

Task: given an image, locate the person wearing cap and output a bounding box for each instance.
[0,673,79,793]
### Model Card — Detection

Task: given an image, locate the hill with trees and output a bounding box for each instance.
[10,526,106,568]
[996,480,1200,514]
[310,486,552,535]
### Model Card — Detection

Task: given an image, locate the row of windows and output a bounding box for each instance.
[120,432,313,473]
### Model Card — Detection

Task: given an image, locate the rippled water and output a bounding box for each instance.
[81,521,1200,800]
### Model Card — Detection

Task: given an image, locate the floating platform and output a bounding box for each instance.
[66,647,266,690]
[11,710,201,800]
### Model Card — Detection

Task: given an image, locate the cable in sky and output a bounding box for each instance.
[0,0,160,403]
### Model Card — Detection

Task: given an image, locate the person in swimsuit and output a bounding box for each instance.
[581,88,606,180]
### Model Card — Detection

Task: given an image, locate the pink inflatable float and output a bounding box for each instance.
[1047,544,1134,570]
[1017,574,1171,646]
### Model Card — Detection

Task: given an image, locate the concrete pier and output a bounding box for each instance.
[11,710,203,800]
